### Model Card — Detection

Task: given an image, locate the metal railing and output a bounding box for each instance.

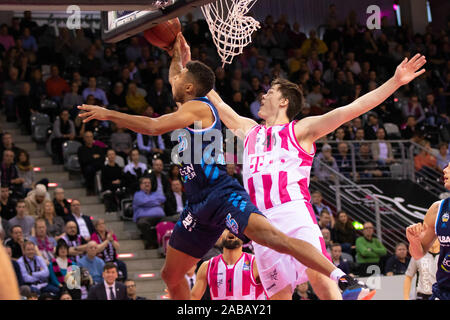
[311,160,419,254]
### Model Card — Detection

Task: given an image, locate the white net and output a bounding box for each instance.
[201,0,260,67]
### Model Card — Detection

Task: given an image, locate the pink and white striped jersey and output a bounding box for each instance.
[207,252,265,300]
[243,121,316,211]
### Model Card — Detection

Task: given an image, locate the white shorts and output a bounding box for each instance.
[253,200,330,298]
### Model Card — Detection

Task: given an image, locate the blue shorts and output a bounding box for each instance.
[430,283,450,300]
[169,179,264,259]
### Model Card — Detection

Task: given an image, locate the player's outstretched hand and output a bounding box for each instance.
[168,33,191,67]
[406,222,428,244]
[393,54,426,86]
[77,104,110,123]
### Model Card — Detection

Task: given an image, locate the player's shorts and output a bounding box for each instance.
[253,199,331,298]
[169,178,264,259]
[430,283,450,300]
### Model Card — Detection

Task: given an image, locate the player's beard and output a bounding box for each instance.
[222,238,242,250]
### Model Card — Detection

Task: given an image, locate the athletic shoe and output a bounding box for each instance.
[338,275,376,300]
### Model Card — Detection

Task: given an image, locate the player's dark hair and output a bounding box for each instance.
[271,78,304,121]
[186,61,215,97]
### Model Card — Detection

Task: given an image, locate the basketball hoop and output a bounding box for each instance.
[201,0,260,67]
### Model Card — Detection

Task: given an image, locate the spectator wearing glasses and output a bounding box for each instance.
[52,188,72,222]
[355,222,387,276]
[125,279,146,300]
[66,199,95,242]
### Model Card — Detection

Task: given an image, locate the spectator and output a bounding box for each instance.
[8,200,34,238]
[414,140,439,173]
[331,211,356,255]
[145,77,174,115]
[52,188,72,222]
[108,82,128,112]
[330,243,352,275]
[0,132,23,160]
[371,128,395,167]
[62,82,84,110]
[15,82,37,134]
[0,24,15,51]
[41,200,64,239]
[355,222,387,276]
[363,113,382,140]
[77,131,106,195]
[356,142,383,179]
[16,150,34,194]
[87,262,128,300]
[125,81,149,115]
[4,224,26,259]
[3,67,23,121]
[66,199,95,241]
[25,184,50,217]
[110,125,133,161]
[133,177,166,249]
[125,279,146,300]
[90,219,127,281]
[18,241,59,295]
[136,132,166,162]
[80,46,103,78]
[149,158,170,195]
[45,65,70,101]
[401,116,419,140]
[59,291,72,300]
[125,37,141,63]
[436,142,450,171]
[313,144,339,182]
[60,221,88,262]
[48,239,77,294]
[77,241,105,284]
[1,150,24,196]
[300,29,328,57]
[310,190,333,220]
[334,142,353,179]
[385,242,410,276]
[167,164,181,184]
[123,148,148,195]
[403,239,440,300]
[29,218,57,264]
[318,209,334,230]
[50,109,76,164]
[82,76,108,106]
[402,94,425,125]
[20,27,37,52]
[164,179,187,219]
[101,149,124,214]
[0,186,16,221]
[292,282,318,300]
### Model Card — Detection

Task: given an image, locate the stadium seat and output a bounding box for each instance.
[30,113,52,143]
[62,140,82,172]
[383,123,401,139]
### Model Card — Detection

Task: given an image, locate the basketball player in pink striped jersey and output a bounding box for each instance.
[191,229,265,300]
[207,53,427,300]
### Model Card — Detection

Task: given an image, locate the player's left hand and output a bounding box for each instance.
[393,54,427,86]
[77,104,110,123]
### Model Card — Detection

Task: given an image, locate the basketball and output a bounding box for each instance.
[144,18,181,51]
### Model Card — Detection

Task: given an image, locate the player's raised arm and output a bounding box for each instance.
[190,261,209,300]
[295,54,427,144]
[406,201,439,260]
[78,100,210,136]
[207,89,258,140]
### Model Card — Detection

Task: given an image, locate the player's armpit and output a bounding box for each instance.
[191,261,209,300]
[421,201,440,251]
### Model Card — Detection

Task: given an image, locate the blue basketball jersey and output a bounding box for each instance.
[435,198,450,291]
[175,97,230,203]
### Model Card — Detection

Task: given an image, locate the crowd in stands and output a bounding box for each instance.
[0,5,449,299]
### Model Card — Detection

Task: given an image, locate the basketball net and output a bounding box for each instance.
[201,0,260,67]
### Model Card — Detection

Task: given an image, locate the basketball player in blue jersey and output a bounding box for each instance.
[406,163,450,300]
[78,33,370,300]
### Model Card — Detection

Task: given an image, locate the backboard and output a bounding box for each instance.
[101,0,216,43]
